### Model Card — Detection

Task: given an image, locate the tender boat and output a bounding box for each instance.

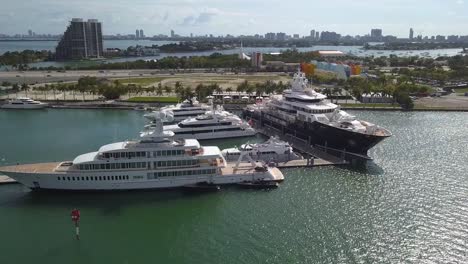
[222,136,302,162]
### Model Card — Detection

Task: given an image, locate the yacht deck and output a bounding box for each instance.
[0,162,61,174]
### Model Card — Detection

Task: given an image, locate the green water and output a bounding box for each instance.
[1,109,468,263]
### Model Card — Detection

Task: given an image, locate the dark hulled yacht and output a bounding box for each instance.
[243,71,391,160]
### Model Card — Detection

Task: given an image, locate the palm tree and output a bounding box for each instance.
[156,85,163,96]
[226,87,233,94]
[164,85,172,95]
[12,83,19,97]
[21,83,29,97]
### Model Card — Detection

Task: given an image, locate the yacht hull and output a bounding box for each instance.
[244,110,389,159]
[0,164,282,191]
[1,104,48,109]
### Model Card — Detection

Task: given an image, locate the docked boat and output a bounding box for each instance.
[0,111,283,191]
[1,97,48,109]
[163,105,256,140]
[222,136,302,162]
[243,71,392,160]
[160,98,210,122]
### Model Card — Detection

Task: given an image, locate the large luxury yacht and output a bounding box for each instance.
[1,97,48,109]
[160,98,210,122]
[163,105,256,140]
[0,112,283,191]
[243,71,392,159]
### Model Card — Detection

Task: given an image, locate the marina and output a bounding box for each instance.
[1,108,468,263]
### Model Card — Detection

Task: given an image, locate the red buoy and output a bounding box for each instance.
[71,209,81,240]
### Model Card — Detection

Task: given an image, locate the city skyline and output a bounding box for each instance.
[1,0,468,37]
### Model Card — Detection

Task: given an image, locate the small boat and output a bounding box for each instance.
[1,97,48,109]
[222,136,302,162]
[237,181,279,189]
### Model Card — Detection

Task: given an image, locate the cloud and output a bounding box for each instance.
[456,0,464,4]
[180,11,216,26]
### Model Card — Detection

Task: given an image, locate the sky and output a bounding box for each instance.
[0,0,467,37]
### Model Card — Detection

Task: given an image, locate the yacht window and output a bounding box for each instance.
[157,151,161,156]
[86,177,89,181]
[100,164,105,169]
[129,152,135,158]
[57,177,61,180]
[142,152,146,157]
[67,177,71,181]
[130,163,135,168]
[79,165,84,170]
[111,163,116,169]
[115,153,120,158]
[72,177,75,181]
[105,164,110,169]
[121,163,126,169]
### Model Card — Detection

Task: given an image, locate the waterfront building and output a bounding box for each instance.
[251,52,263,68]
[171,30,175,38]
[315,32,320,40]
[139,29,144,38]
[371,29,382,38]
[265,32,276,40]
[135,29,140,39]
[436,35,446,42]
[310,30,316,40]
[320,31,341,42]
[276,32,286,41]
[55,18,103,60]
[447,35,459,42]
[409,28,414,40]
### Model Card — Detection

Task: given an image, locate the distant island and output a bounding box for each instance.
[365,42,468,51]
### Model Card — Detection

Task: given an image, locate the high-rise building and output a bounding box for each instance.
[28,30,33,37]
[135,29,140,39]
[293,34,300,39]
[310,30,315,40]
[139,29,144,38]
[170,30,175,38]
[251,52,263,68]
[315,32,320,40]
[55,18,103,60]
[320,31,341,42]
[265,32,276,40]
[409,28,414,40]
[276,32,286,41]
[371,29,383,39]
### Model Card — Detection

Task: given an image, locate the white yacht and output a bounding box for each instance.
[160,98,210,122]
[1,97,48,109]
[222,136,302,162]
[163,105,256,140]
[0,111,283,191]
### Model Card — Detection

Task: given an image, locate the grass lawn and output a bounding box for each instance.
[127,96,179,103]
[114,77,167,86]
[454,88,468,95]
[341,103,400,108]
